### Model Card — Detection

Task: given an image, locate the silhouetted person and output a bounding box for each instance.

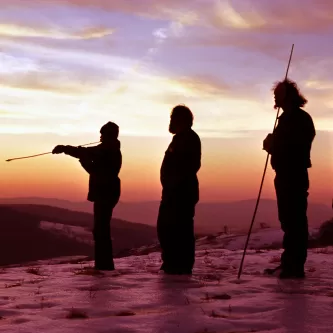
[157,105,201,275]
[263,79,315,279]
[52,122,122,271]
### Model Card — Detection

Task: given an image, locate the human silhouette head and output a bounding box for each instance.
[273,78,308,110]
[100,122,119,142]
[169,104,193,134]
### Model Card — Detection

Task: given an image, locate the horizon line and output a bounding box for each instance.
[0,196,330,206]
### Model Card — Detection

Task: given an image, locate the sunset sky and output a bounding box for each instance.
[0,0,332,204]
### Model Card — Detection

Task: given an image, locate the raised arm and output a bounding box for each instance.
[52,142,121,177]
[52,144,103,174]
[52,144,103,159]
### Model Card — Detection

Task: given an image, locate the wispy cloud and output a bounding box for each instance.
[4,0,333,33]
[0,109,36,119]
[0,23,114,39]
[0,71,98,96]
[21,0,333,33]
[205,1,333,33]
[0,0,332,137]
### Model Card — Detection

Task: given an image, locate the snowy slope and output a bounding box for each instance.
[1,229,333,333]
[196,227,319,251]
[128,227,320,257]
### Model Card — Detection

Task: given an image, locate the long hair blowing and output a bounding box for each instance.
[273,78,308,107]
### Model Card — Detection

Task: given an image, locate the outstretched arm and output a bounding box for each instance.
[52,145,101,159]
[52,145,102,175]
[52,143,121,177]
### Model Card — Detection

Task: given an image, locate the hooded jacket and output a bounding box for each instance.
[63,140,122,203]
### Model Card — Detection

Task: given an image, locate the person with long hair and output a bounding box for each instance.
[263,79,316,279]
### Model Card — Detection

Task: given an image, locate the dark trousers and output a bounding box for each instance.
[157,196,197,274]
[93,200,116,270]
[274,169,309,272]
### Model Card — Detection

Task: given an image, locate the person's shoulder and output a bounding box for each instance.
[173,129,200,149]
[189,129,201,142]
[177,129,201,147]
[298,108,314,124]
[79,143,101,151]
[299,108,311,118]
[185,130,201,151]
[101,140,121,151]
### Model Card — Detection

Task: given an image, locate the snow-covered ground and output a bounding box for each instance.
[196,227,319,251]
[1,229,333,333]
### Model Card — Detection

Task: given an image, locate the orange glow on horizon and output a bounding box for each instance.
[1,131,331,205]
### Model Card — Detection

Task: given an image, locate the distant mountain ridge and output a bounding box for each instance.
[0,197,331,234]
[0,204,157,266]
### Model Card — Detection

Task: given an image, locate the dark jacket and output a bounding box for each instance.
[63,140,122,203]
[269,108,315,172]
[160,129,201,202]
